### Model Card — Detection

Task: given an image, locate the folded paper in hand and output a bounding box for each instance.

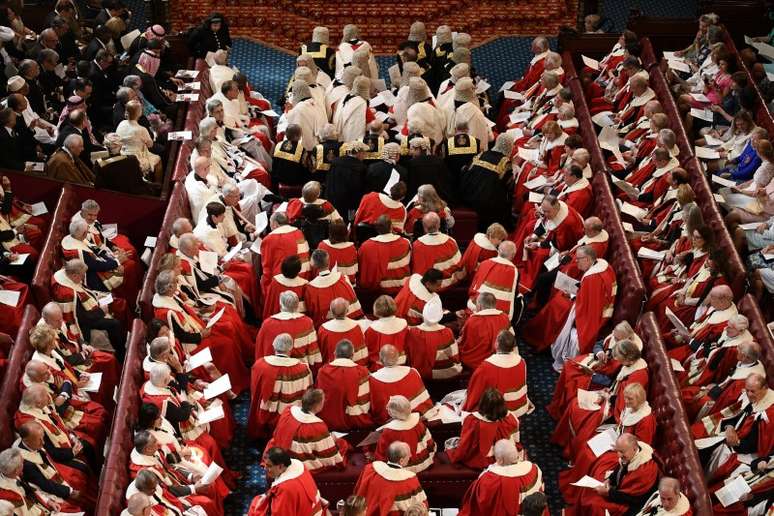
[588,427,618,457]
[637,247,666,261]
[670,358,686,372]
[554,271,579,297]
[383,169,401,195]
[571,475,605,489]
[711,175,736,187]
[199,251,219,274]
[197,404,225,426]
[206,307,226,329]
[581,55,600,70]
[203,373,231,400]
[0,290,21,307]
[186,348,213,372]
[524,175,548,190]
[518,147,540,162]
[168,131,193,141]
[223,241,243,263]
[503,90,524,100]
[591,112,615,127]
[201,461,224,485]
[695,146,720,160]
[690,108,714,122]
[715,475,752,507]
[576,389,602,411]
[29,202,47,216]
[83,372,103,393]
[665,307,690,336]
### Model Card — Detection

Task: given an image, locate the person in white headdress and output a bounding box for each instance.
[287,79,327,152]
[292,66,328,123]
[335,24,378,80]
[333,76,372,143]
[405,77,444,146]
[446,77,492,145]
[326,65,362,115]
[392,62,423,128]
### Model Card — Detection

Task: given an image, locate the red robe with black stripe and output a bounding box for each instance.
[260,225,311,294]
[247,355,313,439]
[448,411,521,470]
[255,312,321,370]
[458,309,512,370]
[354,192,408,233]
[315,358,373,430]
[317,240,358,285]
[405,323,461,380]
[459,460,544,516]
[357,234,412,293]
[463,352,529,418]
[368,366,432,425]
[248,459,325,516]
[410,232,462,291]
[467,257,520,320]
[374,413,436,473]
[266,405,348,474]
[304,270,363,327]
[354,461,428,516]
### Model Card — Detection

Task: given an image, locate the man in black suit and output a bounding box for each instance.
[88,49,119,133]
[5,94,43,163]
[82,25,112,61]
[25,29,60,62]
[18,60,47,116]
[326,142,368,223]
[94,0,130,27]
[49,15,79,65]
[0,108,30,171]
[37,48,66,113]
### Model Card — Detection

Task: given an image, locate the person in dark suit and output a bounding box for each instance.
[188,12,232,58]
[25,29,60,62]
[37,48,66,113]
[56,109,104,165]
[326,143,368,223]
[19,60,46,116]
[49,15,79,65]
[5,94,42,163]
[404,136,454,204]
[82,25,113,61]
[365,142,407,193]
[94,0,130,28]
[0,108,29,171]
[87,49,118,132]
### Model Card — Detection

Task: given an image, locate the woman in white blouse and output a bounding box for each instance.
[722,139,774,209]
[116,99,161,181]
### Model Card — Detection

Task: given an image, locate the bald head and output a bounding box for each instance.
[422,212,440,233]
[709,285,734,310]
[329,298,349,319]
[386,441,411,465]
[584,217,604,236]
[497,240,516,260]
[379,344,399,367]
[41,302,63,325]
[24,360,48,382]
[194,156,210,177]
[493,439,519,465]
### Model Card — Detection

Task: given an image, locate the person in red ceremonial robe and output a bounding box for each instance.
[354,441,428,515]
[449,389,520,470]
[266,389,348,474]
[410,212,462,291]
[374,395,435,473]
[467,241,521,320]
[358,215,412,293]
[14,384,96,480]
[0,274,29,336]
[458,293,512,370]
[686,341,765,422]
[552,341,648,458]
[665,285,738,361]
[152,270,249,394]
[495,36,550,126]
[286,181,341,223]
[248,334,313,440]
[692,374,774,477]
[122,492,153,516]
[547,321,640,420]
[609,74,656,130]
[126,468,204,516]
[0,447,69,516]
[73,199,142,309]
[633,477,693,516]
[458,223,506,279]
[369,345,432,425]
[38,302,119,410]
[512,195,585,293]
[365,296,409,369]
[395,269,443,326]
[317,298,367,364]
[51,259,126,360]
[405,298,461,380]
[710,455,774,516]
[559,383,655,499]
[463,331,530,418]
[315,340,372,430]
[304,249,363,327]
[458,439,544,516]
[318,220,358,285]
[14,421,93,513]
[572,433,660,516]
[129,432,222,516]
[248,448,327,516]
[260,212,311,295]
[524,246,616,371]
[255,291,321,369]
[263,255,309,319]
[555,164,593,217]
[354,182,408,234]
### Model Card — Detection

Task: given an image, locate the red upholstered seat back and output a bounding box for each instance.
[636,312,713,514]
[738,294,774,386]
[95,319,147,515]
[0,305,40,448]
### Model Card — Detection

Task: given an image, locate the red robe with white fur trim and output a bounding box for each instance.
[353,461,428,516]
[358,234,412,293]
[411,232,462,291]
[315,358,372,430]
[317,318,367,364]
[374,413,436,473]
[318,240,358,285]
[463,352,529,418]
[254,312,321,369]
[262,274,308,320]
[467,257,520,319]
[448,411,521,470]
[634,491,693,516]
[365,316,409,370]
[304,270,363,327]
[247,355,313,439]
[405,323,461,380]
[260,225,311,294]
[459,460,544,516]
[394,274,440,326]
[354,192,408,233]
[458,309,512,370]
[248,459,326,515]
[266,405,348,474]
[459,233,498,277]
[368,366,432,425]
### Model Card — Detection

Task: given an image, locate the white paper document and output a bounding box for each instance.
[499,81,515,92]
[544,252,561,272]
[102,224,118,240]
[662,51,682,61]
[503,90,524,100]
[475,79,490,94]
[695,146,720,160]
[588,428,618,457]
[98,293,113,307]
[183,81,201,90]
[713,193,727,205]
[186,347,213,372]
[690,92,711,103]
[620,202,648,220]
[378,90,397,106]
[576,389,602,411]
[168,130,193,141]
[667,59,691,73]
[0,290,21,307]
[206,307,226,329]
[711,175,736,187]
[524,175,548,190]
[637,247,666,261]
[690,108,714,122]
[197,404,225,425]
[9,254,29,265]
[581,55,600,70]
[571,475,605,489]
[222,241,243,263]
[518,147,540,162]
[670,358,686,372]
[175,93,200,102]
[613,180,640,200]
[528,191,545,204]
[383,169,401,195]
[201,461,224,485]
[665,306,689,336]
[509,111,532,124]
[144,236,157,247]
[704,134,724,146]
[275,201,288,213]
[739,222,761,230]
[203,373,231,400]
[715,475,752,507]
[255,211,269,234]
[120,29,141,50]
[261,109,280,118]
[591,112,615,127]
[554,271,579,296]
[82,372,103,393]
[25,162,45,172]
[29,202,48,216]
[176,70,199,79]
[753,41,774,61]
[199,251,219,274]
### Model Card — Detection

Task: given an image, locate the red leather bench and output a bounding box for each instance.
[94,319,147,515]
[0,305,39,449]
[636,312,713,513]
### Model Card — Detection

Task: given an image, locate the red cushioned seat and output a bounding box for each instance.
[450,208,477,249]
